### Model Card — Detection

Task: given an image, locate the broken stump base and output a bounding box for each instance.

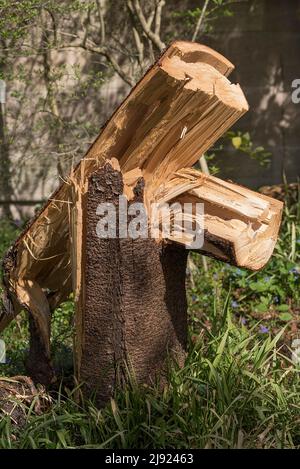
[74,163,189,406]
[26,315,55,386]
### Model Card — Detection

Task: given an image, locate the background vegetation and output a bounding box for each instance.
[0,0,270,218]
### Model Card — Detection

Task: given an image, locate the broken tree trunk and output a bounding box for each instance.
[74,162,188,405]
[153,168,283,269]
[72,159,282,404]
[0,41,283,401]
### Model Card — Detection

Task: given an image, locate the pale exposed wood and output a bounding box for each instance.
[153,168,283,270]
[121,55,248,200]
[165,41,234,77]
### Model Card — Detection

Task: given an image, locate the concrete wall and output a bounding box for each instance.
[202,0,300,188]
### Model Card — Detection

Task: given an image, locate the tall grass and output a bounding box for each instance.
[0,184,299,449]
[1,301,300,449]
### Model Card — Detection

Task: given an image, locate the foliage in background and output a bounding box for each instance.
[172,0,234,39]
[203,131,271,176]
[0,0,268,217]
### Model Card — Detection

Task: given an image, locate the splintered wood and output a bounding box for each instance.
[153,168,282,269]
[0,41,283,398]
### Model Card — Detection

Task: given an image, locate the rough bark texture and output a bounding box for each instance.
[2,248,54,386]
[26,315,54,386]
[77,163,188,405]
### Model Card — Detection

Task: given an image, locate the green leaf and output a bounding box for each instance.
[256,303,268,312]
[213,329,229,367]
[279,312,293,322]
[249,281,269,292]
[232,136,242,149]
[277,304,289,311]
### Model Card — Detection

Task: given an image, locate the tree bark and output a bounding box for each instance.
[26,314,54,386]
[74,162,188,405]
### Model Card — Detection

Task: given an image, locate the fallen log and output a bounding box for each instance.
[0,41,283,402]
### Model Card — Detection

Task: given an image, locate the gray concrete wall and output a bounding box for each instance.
[202,0,300,188]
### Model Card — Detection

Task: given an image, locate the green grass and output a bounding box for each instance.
[1,310,300,449]
[0,183,299,449]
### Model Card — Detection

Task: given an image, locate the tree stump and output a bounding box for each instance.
[75,163,188,404]
[0,41,283,405]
